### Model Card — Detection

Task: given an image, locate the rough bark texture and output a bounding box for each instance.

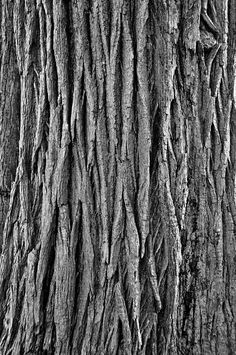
[0,0,235,354]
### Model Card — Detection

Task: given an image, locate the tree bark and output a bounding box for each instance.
[0,0,235,354]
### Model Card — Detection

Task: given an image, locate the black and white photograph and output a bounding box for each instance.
[0,1,235,354]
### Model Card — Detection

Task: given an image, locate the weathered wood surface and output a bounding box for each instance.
[0,0,235,354]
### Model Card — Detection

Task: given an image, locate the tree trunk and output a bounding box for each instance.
[0,0,235,354]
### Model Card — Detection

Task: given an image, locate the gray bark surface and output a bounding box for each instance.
[0,0,235,354]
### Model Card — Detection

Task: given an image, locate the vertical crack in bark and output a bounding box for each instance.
[0,1,20,247]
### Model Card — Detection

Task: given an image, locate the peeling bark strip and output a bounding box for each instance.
[0,0,235,354]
